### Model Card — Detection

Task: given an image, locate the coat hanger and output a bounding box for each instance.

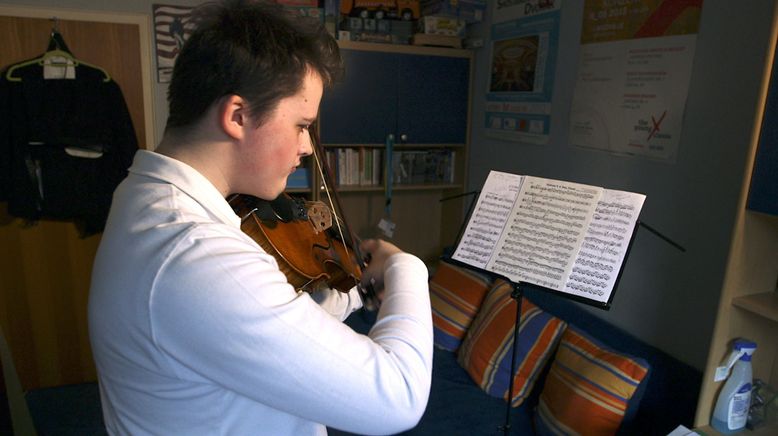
[4,17,111,83]
[46,17,71,54]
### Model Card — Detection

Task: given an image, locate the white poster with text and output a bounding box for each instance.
[569,0,703,162]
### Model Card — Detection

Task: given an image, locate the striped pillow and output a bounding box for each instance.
[457,280,566,407]
[535,326,650,435]
[429,261,492,351]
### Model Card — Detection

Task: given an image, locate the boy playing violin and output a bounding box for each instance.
[88,1,432,434]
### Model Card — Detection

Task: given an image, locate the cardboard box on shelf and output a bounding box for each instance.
[340,17,414,43]
[284,6,324,22]
[419,15,466,37]
[338,30,352,40]
[353,32,395,44]
[276,0,319,7]
[341,0,421,20]
[412,33,461,48]
[391,20,415,38]
[324,0,341,35]
[421,0,486,23]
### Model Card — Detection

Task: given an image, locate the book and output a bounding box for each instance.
[390,150,456,185]
[451,170,646,306]
[324,147,384,187]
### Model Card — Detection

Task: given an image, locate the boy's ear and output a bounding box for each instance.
[220,94,248,140]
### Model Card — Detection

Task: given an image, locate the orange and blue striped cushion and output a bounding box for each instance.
[429,261,492,351]
[535,326,650,436]
[457,280,566,407]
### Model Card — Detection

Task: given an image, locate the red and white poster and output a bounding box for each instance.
[569,0,704,162]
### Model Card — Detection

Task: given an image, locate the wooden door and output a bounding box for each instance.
[0,12,149,390]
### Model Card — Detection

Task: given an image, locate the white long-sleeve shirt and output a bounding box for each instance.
[88,150,433,435]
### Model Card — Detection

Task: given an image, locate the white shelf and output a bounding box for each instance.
[696,423,778,436]
[337,40,472,58]
[732,292,778,323]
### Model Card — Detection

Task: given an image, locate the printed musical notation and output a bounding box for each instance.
[563,189,644,299]
[488,177,601,292]
[452,171,645,305]
[451,171,522,269]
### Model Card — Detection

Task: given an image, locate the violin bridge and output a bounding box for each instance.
[305,201,332,234]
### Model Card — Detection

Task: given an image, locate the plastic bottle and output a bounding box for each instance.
[711,339,757,434]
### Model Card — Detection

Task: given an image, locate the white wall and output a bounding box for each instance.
[466,0,777,368]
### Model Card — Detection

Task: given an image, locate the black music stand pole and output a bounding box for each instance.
[498,281,525,436]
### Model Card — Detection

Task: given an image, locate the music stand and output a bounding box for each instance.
[441,171,653,434]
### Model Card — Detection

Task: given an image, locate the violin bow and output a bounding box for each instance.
[309,127,380,307]
[309,126,369,270]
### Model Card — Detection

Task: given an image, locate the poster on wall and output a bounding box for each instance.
[153,4,195,83]
[569,0,703,162]
[484,0,562,145]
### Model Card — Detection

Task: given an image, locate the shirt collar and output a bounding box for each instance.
[128,150,241,228]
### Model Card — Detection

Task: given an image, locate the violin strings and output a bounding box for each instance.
[311,141,351,262]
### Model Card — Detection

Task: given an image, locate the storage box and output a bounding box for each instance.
[324,0,341,35]
[421,0,486,23]
[391,20,415,38]
[420,15,466,37]
[338,30,352,40]
[412,33,461,48]
[276,0,318,7]
[284,6,324,23]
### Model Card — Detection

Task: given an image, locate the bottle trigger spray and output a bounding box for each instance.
[711,339,757,434]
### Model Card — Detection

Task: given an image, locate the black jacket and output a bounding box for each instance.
[0,56,138,236]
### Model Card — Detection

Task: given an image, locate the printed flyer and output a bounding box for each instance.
[569,0,704,161]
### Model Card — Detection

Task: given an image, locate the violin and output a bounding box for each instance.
[229,193,363,293]
[228,126,376,302]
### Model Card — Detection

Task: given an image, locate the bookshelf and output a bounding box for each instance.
[311,40,473,264]
[322,144,461,190]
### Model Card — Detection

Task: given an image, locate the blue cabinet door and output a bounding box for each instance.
[320,48,470,145]
[397,54,469,144]
[748,45,778,215]
[320,50,398,144]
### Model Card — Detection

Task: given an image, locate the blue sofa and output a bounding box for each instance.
[18,287,700,435]
[334,283,702,436]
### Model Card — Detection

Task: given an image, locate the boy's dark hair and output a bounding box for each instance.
[165,0,343,130]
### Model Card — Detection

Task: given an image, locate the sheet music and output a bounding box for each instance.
[452,171,524,269]
[563,189,645,303]
[486,176,602,291]
[451,170,645,307]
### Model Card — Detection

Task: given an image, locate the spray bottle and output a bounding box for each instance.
[711,339,757,434]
